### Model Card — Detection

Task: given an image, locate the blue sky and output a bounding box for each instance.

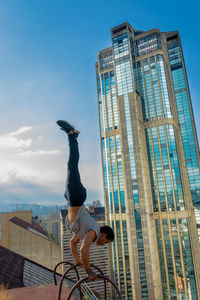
[0,0,199,207]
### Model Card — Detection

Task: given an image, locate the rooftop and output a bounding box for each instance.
[0,283,73,300]
[0,246,79,299]
[9,216,48,239]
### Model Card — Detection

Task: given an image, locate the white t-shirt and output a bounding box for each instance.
[69,205,100,242]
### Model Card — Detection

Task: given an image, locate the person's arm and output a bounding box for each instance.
[80,230,97,279]
[70,235,82,265]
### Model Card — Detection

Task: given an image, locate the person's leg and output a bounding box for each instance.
[64,133,86,206]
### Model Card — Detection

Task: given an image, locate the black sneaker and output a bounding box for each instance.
[56,120,79,135]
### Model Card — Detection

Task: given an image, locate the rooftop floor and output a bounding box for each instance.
[0,283,74,300]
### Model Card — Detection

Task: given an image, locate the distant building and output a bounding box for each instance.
[92,200,102,208]
[40,212,61,245]
[60,206,112,297]
[86,206,106,221]
[1,210,61,271]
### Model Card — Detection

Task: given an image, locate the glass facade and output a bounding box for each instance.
[97,47,131,298]
[156,218,198,300]
[96,23,200,300]
[113,30,148,299]
[135,32,162,57]
[134,54,172,122]
[146,124,185,212]
[168,40,200,210]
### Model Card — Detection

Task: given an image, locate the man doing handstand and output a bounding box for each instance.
[57,120,114,279]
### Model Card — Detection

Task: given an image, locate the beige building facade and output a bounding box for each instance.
[1,210,61,272]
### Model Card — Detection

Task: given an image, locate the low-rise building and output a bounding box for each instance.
[1,210,61,271]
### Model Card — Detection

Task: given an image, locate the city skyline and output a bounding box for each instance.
[0,0,200,209]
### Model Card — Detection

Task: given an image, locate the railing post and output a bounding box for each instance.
[54,261,121,300]
[53,261,77,286]
[66,274,121,300]
[58,264,82,300]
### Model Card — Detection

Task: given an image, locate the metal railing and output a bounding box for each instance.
[53,261,121,300]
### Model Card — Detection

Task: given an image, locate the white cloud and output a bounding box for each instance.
[80,162,103,193]
[0,135,32,149]
[0,166,17,183]
[0,126,62,188]
[0,126,34,150]
[19,149,61,157]
[8,126,33,136]
[37,136,43,142]
[0,125,104,205]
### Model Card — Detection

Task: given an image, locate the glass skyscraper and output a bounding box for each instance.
[96,23,200,300]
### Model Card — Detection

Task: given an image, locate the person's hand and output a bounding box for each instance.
[86,268,98,280]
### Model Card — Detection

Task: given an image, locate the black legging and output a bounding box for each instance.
[64,133,86,206]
